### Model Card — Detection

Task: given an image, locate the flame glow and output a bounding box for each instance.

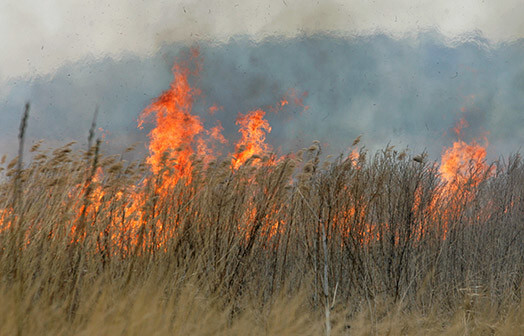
[138,52,204,184]
[232,109,272,169]
[439,118,492,189]
[0,53,507,254]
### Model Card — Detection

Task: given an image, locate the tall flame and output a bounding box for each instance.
[138,51,204,183]
[139,51,280,177]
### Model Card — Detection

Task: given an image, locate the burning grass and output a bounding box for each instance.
[0,54,523,334]
[0,135,522,335]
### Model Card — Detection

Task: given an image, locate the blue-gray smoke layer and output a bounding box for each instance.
[1,32,523,161]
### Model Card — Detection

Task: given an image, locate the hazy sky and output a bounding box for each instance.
[1,1,523,161]
[2,0,524,82]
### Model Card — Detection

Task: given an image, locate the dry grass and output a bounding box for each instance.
[0,132,523,335]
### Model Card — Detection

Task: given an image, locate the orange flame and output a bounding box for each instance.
[348,147,359,166]
[437,118,493,239]
[439,118,491,188]
[138,51,204,184]
[232,109,272,169]
[440,139,489,186]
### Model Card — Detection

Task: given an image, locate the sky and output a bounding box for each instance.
[1,0,523,160]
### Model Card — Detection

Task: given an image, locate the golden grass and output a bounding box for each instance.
[0,137,523,335]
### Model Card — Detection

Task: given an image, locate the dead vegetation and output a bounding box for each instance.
[0,114,523,335]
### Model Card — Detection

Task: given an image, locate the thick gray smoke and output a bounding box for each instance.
[3,0,524,82]
[1,32,523,162]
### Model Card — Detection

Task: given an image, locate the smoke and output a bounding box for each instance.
[1,32,523,162]
[2,0,524,83]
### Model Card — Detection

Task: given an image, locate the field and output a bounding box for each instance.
[0,63,523,335]
[0,134,523,335]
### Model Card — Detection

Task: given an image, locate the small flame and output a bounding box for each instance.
[348,147,359,165]
[209,104,220,115]
[440,140,489,186]
[232,109,272,169]
[440,118,491,187]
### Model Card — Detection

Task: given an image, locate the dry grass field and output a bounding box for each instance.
[1,62,523,335]
[0,131,522,335]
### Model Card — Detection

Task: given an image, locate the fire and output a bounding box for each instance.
[348,147,359,166]
[139,50,278,179]
[1,49,505,259]
[71,166,105,242]
[439,118,491,188]
[232,109,272,169]
[439,139,489,186]
[67,51,284,251]
[436,117,493,239]
[138,51,204,184]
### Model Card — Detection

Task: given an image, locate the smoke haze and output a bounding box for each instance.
[2,0,524,81]
[1,33,523,161]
